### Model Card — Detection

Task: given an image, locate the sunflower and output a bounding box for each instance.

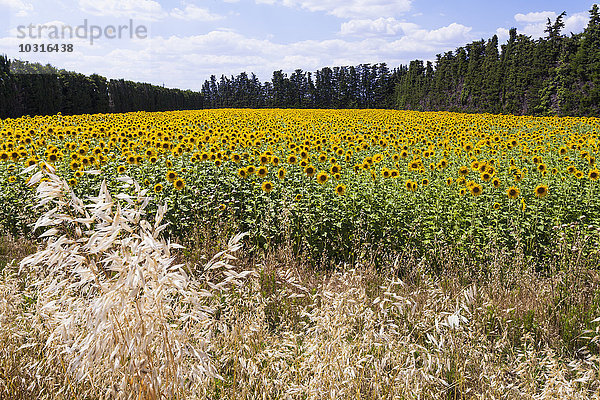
[534,184,548,198]
[174,178,185,190]
[305,165,316,177]
[117,165,126,174]
[493,202,500,210]
[390,169,399,178]
[334,184,346,195]
[469,183,483,196]
[68,178,77,186]
[382,168,391,178]
[288,154,298,164]
[330,164,341,174]
[238,168,248,178]
[316,171,328,184]
[422,178,429,186]
[69,160,80,170]
[154,183,163,193]
[559,147,567,155]
[247,165,256,175]
[295,194,302,201]
[8,176,16,183]
[514,173,523,182]
[481,172,491,181]
[446,177,453,186]
[261,181,273,193]
[166,170,178,182]
[589,169,599,181]
[257,166,268,178]
[458,166,469,176]
[74,170,83,179]
[507,186,519,199]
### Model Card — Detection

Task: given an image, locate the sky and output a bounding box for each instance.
[0,0,596,90]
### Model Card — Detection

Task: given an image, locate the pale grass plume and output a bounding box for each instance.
[18,168,250,399]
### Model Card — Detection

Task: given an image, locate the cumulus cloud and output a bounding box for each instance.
[495,27,510,43]
[514,11,555,23]
[78,0,167,20]
[170,5,223,21]
[0,17,478,90]
[255,0,412,19]
[497,10,589,41]
[340,17,471,50]
[340,18,419,36]
[0,0,33,17]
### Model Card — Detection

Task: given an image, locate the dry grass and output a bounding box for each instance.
[1,166,600,399]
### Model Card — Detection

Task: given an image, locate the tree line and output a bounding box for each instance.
[0,58,203,118]
[1,4,599,118]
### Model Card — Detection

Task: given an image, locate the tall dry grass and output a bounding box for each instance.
[1,165,600,399]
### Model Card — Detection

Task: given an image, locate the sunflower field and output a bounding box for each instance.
[1,109,599,266]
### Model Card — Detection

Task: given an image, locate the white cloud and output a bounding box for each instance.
[340,18,419,36]
[339,19,471,52]
[412,22,471,42]
[255,0,412,18]
[170,5,223,21]
[563,12,589,34]
[0,0,33,17]
[519,11,589,38]
[496,10,589,41]
[0,19,477,90]
[514,11,555,23]
[78,0,166,20]
[495,27,510,43]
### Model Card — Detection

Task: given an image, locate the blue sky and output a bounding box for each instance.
[0,0,596,90]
